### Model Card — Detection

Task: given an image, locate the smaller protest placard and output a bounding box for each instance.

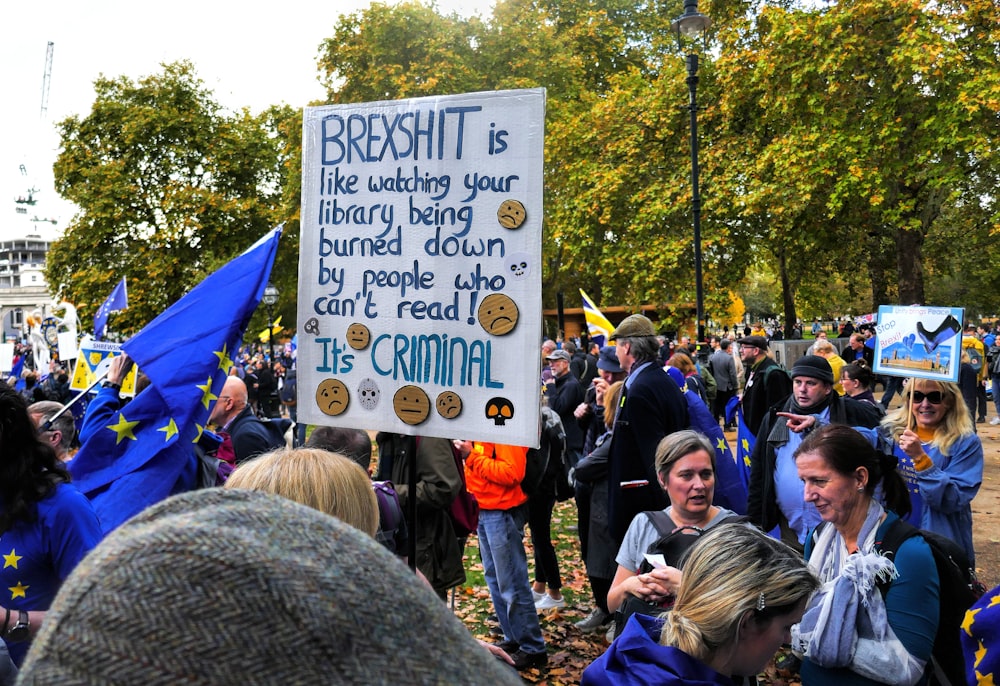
[71,341,139,396]
[873,305,964,383]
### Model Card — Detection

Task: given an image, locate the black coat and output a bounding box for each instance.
[607,362,689,543]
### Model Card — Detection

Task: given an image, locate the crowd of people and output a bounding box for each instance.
[0,316,996,685]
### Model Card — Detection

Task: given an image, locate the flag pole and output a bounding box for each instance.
[40,368,111,431]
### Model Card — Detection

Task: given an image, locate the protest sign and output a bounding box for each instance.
[873,305,963,383]
[71,340,138,396]
[297,89,545,446]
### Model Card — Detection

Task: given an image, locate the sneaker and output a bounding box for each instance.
[531,589,545,603]
[605,620,617,643]
[990,417,1000,426]
[575,608,612,632]
[534,594,566,610]
[978,417,987,424]
[510,649,547,671]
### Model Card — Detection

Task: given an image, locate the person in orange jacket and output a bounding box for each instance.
[459,441,547,672]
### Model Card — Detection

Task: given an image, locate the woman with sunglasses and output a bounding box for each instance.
[780,377,982,564]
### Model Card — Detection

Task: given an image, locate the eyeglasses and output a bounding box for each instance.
[911,390,943,405]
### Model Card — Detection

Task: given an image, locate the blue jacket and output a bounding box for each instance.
[855,427,982,564]
[582,614,734,686]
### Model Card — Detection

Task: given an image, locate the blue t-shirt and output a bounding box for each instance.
[0,482,103,665]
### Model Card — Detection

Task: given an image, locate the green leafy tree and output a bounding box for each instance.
[48,62,293,336]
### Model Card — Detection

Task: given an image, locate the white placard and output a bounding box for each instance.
[873,305,964,382]
[0,344,12,373]
[297,89,545,447]
[57,331,78,361]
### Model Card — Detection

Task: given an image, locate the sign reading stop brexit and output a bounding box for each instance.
[873,305,964,383]
[297,89,545,447]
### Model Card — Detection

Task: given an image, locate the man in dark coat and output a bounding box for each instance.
[747,355,883,550]
[737,335,792,438]
[606,315,689,544]
[209,376,287,465]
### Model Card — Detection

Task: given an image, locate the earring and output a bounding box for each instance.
[857,486,864,492]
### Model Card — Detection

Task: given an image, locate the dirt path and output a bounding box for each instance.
[972,414,1000,588]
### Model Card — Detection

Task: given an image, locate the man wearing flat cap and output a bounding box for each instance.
[545,349,584,466]
[737,335,792,437]
[747,354,883,549]
[606,314,688,544]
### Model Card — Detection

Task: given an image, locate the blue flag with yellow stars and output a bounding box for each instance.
[69,227,282,533]
[667,369,747,514]
[726,395,753,494]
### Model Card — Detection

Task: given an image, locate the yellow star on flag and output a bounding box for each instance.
[977,670,995,686]
[741,438,750,452]
[192,424,205,443]
[2,550,21,569]
[716,437,726,451]
[197,377,218,410]
[108,414,140,444]
[8,582,28,599]
[989,594,1000,607]
[214,344,234,374]
[976,640,987,668]
[964,607,982,636]
[158,418,179,442]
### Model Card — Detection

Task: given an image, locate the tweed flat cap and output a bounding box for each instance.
[736,335,769,351]
[18,489,522,686]
[610,314,656,340]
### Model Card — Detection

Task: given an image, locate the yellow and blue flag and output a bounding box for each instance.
[69,227,282,533]
[580,289,615,347]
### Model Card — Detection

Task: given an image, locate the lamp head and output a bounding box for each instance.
[262,283,280,307]
[672,0,711,43]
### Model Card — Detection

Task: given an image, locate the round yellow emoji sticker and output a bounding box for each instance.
[478,293,519,336]
[436,391,463,419]
[346,322,371,350]
[497,199,527,229]
[315,379,350,416]
[393,385,431,426]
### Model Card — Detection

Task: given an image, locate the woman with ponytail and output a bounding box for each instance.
[582,523,817,685]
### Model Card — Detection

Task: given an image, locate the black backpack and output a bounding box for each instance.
[876,519,986,686]
[522,407,575,500]
[613,511,746,637]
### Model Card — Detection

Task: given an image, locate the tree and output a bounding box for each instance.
[713,0,1000,315]
[48,62,293,335]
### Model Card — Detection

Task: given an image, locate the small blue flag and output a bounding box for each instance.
[93,277,128,341]
[70,227,282,533]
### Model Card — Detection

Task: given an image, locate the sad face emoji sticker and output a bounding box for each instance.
[497,199,526,229]
[478,293,519,336]
[393,385,431,426]
[316,379,350,416]
[436,391,463,419]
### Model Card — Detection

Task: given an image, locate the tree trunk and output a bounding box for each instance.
[895,226,925,305]
[778,248,797,339]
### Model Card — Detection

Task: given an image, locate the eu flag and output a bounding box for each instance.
[679,384,747,514]
[725,395,754,494]
[93,277,128,341]
[70,228,282,532]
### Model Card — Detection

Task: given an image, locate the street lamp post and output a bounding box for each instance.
[672,0,710,349]
[262,283,279,364]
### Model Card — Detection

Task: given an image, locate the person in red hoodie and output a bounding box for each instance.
[460,441,547,672]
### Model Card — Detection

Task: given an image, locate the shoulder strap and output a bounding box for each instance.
[877,518,921,560]
[644,510,674,537]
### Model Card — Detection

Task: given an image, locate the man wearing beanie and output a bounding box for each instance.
[747,354,883,550]
[17,489,523,686]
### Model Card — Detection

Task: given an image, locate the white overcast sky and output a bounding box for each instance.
[1,0,494,235]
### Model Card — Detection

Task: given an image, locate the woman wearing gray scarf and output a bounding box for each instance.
[789,424,939,686]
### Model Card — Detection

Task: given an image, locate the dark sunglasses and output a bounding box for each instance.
[910,390,943,405]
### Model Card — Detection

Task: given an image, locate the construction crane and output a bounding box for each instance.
[40,41,54,119]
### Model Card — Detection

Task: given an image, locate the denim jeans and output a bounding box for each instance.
[477,506,546,654]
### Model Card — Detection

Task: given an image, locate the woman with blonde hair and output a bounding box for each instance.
[225,447,379,537]
[582,523,818,685]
